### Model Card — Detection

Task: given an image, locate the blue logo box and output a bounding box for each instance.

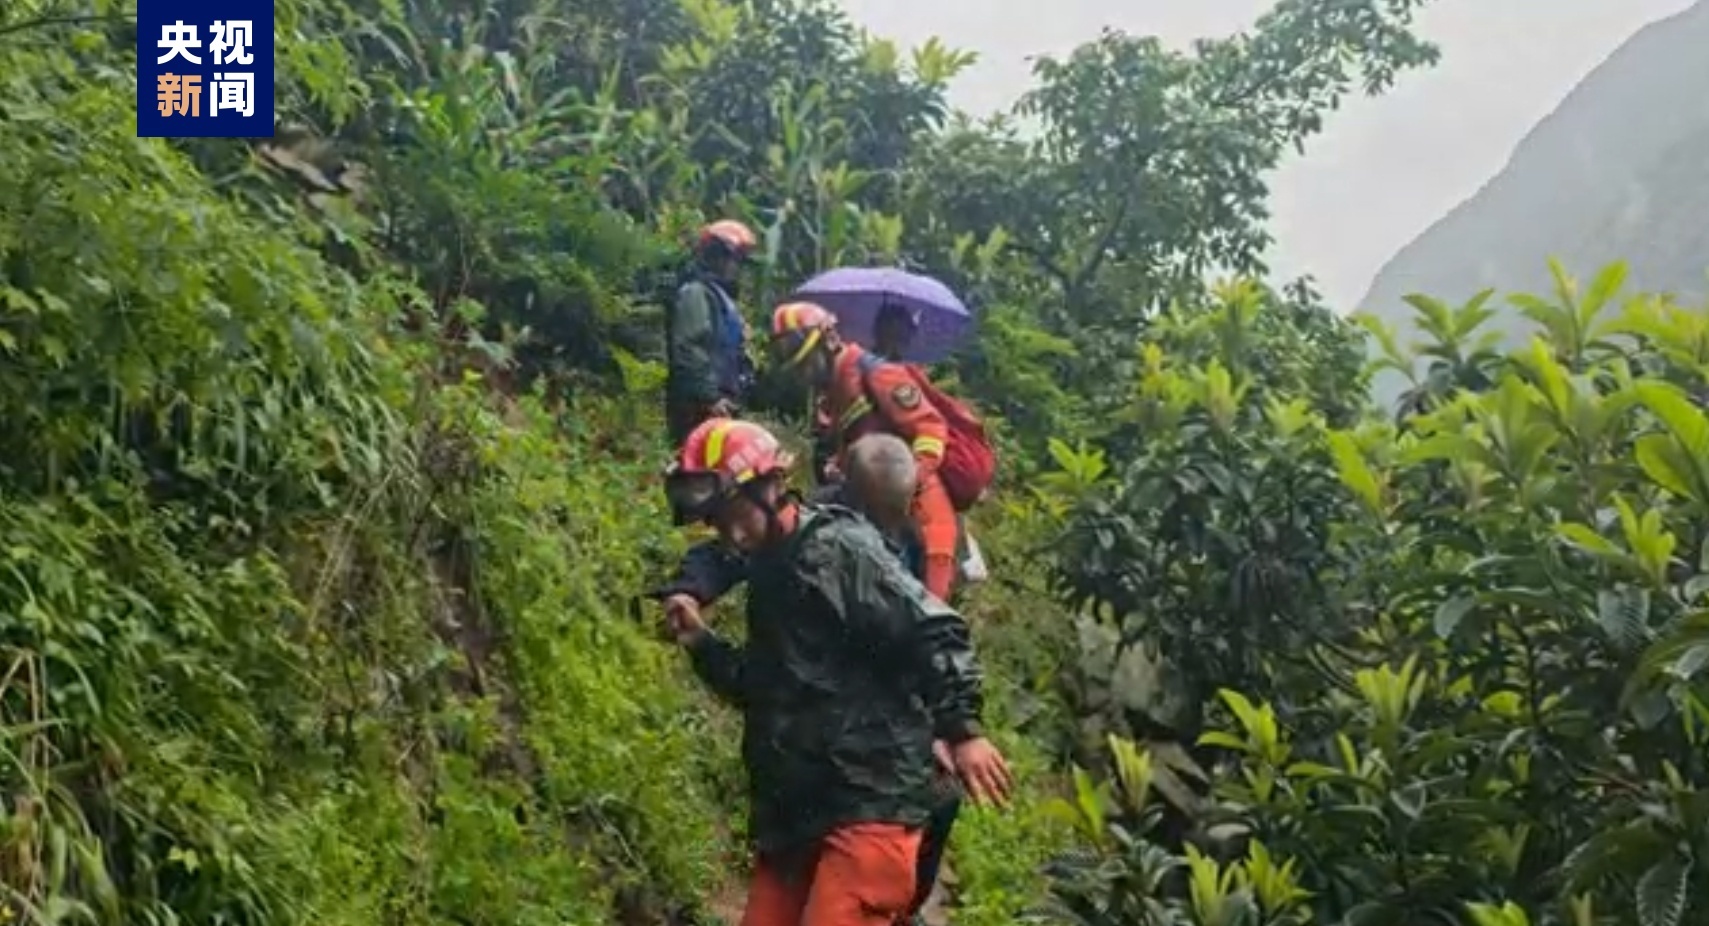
[136,0,275,137]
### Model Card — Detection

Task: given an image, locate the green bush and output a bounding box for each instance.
[950,727,1074,926]
[0,27,739,922]
[1042,265,1709,926]
[950,523,1078,924]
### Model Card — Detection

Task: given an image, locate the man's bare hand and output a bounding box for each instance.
[661,593,707,645]
[951,737,1015,808]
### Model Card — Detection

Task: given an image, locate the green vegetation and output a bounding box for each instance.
[1044,267,1709,926]
[2,0,1704,925]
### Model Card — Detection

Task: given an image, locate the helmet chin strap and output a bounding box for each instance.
[737,480,793,546]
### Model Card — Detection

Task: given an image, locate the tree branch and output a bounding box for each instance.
[1066,189,1134,298]
[1003,240,1072,292]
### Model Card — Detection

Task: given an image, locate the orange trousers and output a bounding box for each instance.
[740,823,922,926]
[911,476,959,602]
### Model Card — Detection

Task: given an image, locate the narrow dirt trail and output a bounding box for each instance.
[705,883,745,925]
[919,860,954,926]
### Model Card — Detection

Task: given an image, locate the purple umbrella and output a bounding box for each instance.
[791,267,973,363]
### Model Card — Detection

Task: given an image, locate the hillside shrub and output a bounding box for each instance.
[0,33,741,923]
[951,504,1081,925]
[1040,264,1709,926]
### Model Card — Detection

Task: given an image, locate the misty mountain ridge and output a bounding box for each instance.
[1356,0,1709,401]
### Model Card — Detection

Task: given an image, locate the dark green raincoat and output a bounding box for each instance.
[658,504,984,854]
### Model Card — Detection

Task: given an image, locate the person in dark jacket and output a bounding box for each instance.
[818,434,964,926]
[701,434,967,926]
[666,220,758,444]
[656,418,1013,926]
[872,302,920,362]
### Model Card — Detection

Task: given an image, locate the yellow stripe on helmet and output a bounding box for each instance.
[783,328,823,368]
[775,301,822,333]
[702,419,737,470]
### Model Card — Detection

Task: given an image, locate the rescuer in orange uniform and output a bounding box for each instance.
[769,301,961,601]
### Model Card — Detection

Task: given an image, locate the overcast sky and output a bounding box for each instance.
[837,0,1696,311]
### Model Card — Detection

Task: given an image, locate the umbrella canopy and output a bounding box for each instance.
[791,267,972,363]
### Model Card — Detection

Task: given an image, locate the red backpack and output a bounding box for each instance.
[855,353,996,511]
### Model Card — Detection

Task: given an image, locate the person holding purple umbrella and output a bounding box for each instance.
[791,267,973,365]
[873,303,922,362]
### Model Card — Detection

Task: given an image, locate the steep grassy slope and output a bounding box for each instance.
[0,35,1067,926]
[1358,0,1709,400]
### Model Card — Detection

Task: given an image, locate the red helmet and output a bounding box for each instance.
[665,418,793,523]
[769,301,836,369]
[695,219,758,258]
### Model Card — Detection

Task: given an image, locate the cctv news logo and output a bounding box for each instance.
[136,0,275,137]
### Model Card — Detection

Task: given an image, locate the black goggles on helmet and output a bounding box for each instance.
[664,467,732,525]
[664,465,787,526]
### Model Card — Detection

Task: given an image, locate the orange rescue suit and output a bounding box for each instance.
[821,344,959,600]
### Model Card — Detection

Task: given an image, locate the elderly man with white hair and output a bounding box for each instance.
[810,432,965,926]
[828,433,920,555]
[815,433,987,586]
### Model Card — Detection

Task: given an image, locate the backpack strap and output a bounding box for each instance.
[850,350,924,434]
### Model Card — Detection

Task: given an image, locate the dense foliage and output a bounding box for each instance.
[7,0,1704,925]
[1045,264,1709,926]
